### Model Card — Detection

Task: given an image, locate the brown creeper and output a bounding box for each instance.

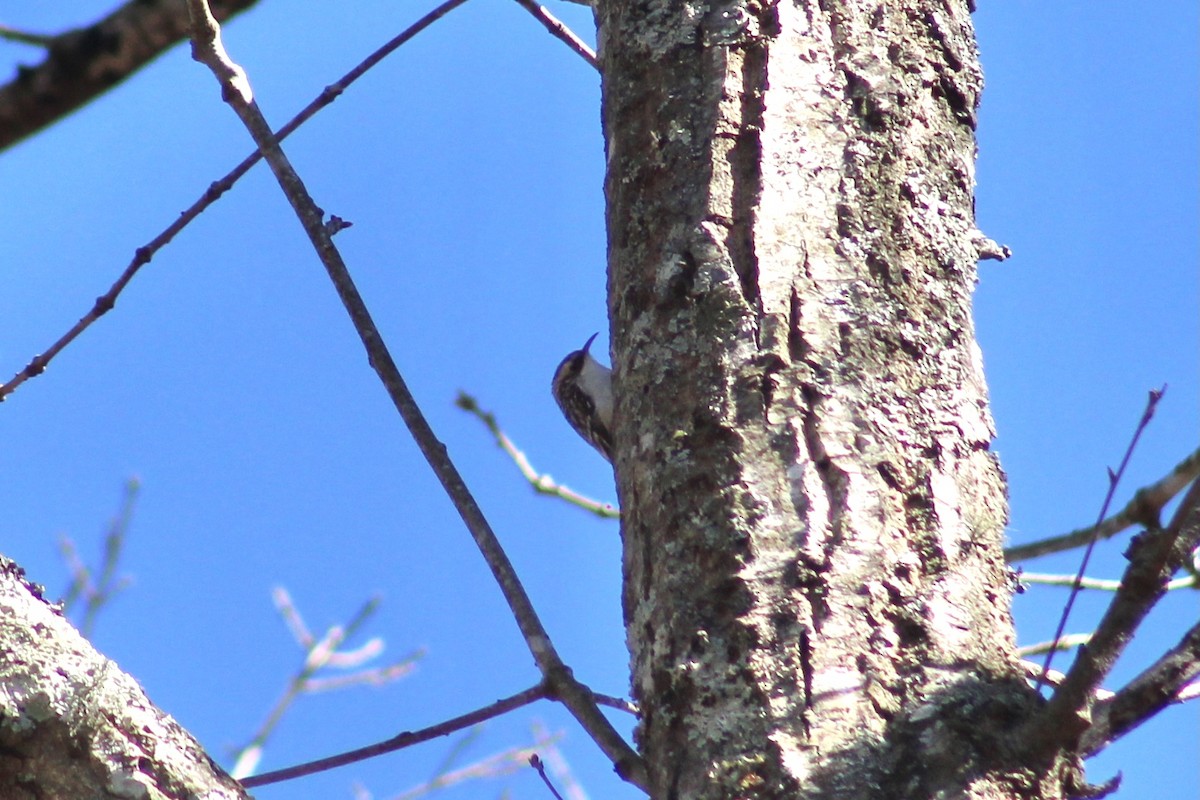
[551,333,614,462]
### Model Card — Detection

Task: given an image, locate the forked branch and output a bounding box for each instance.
[185,1,645,789]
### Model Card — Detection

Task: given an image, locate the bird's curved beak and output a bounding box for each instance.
[582,332,600,354]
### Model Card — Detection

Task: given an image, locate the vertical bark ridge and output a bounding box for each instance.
[601,1,1058,797]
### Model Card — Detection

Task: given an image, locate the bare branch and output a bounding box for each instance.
[1083,619,1200,757]
[392,733,561,800]
[455,392,618,518]
[530,719,588,800]
[0,23,55,47]
[529,753,566,800]
[1019,571,1196,593]
[0,0,473,403]
[590,691,638,715]
[1036,387,1164,690]
[1006,444,1200,563]
[0,0,261,151]
[57,478,140,637]
[303,656,421,693]
[240,684,551,787]
[510,0,598,69]
[232,591,410,779]
[184,4,645,788]
[272,586,315,648]
[424,725,486,791]
[1016,633,1091,658]
[1034,477,1200,749]
[1018,660,1113,701]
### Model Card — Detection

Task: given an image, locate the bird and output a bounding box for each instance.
[551,333,614,462]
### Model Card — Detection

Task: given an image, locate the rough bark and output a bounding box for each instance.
[598,1,1078,797]
[0,557,248,799]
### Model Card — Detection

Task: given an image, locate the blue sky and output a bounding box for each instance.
[2,2,1196,799]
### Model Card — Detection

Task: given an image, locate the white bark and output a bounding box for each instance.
[0,558,247,799]
[599,0,1081,796]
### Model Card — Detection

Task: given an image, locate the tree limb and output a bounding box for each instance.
[185,2,647,789]
[509,0,598,69]
[455,391,619,518]
[0,0,261,151]
[0,557,248,798]
[241,684,550,787]
[1034,478,1200,748]
[0,0,472,403]
[1006,445,1200,563]
[1082,619,1200,757]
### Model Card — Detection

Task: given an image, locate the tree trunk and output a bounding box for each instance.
[599,1,1079,797]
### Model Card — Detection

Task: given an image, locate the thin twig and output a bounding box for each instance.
[393,731,560,800]
[0,23,55,47]
[272,586,315,648]
[58,478,140,636]
[591,691,638,715]
[1019,572,1196,593]
[241,685,552,787]
[232,591,412,779]
[1006,444,1200,563]
[1016,633,1091,658]
[301,662,412,693]
[186,3,645,788]
[1036,387,1164,691]
[56,538,91,610]
[426,725,485,789]
[455,392,618,518]
[303,658,419,693]
[510,0,598,70]
[0,0,472,403]
[529,754,565,800]
[1018,660,1114,701]
[1035,476,1200,747]
[530,719,587,800]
